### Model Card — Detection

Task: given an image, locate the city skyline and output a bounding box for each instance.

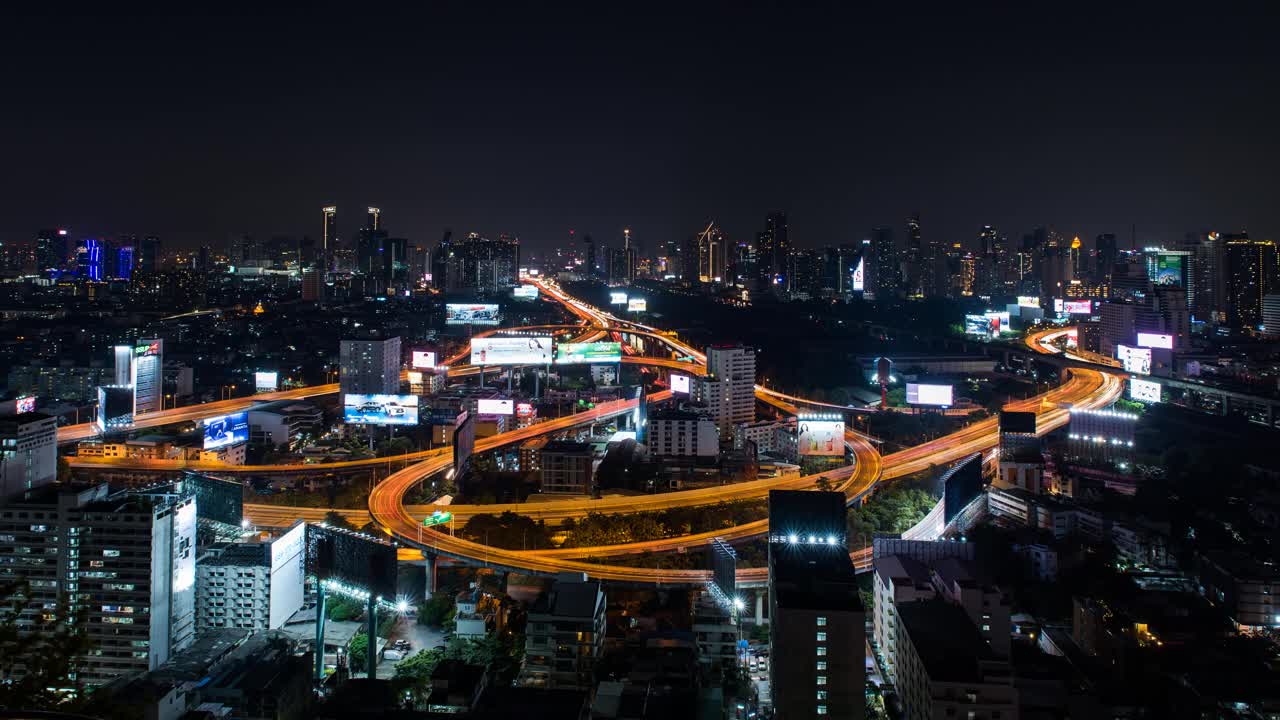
[2,6,1278,252]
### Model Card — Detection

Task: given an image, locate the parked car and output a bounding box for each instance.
[383,649,405,661]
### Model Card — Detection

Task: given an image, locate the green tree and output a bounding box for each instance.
[322,510,353,530]
[348,632,370,671]
[417,593,455,628]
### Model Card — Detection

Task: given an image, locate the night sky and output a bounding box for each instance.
[3,4,1278,254]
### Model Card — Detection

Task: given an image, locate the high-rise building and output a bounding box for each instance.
[137,236,161,274]
[694,223,725,283]
[1225,235,1277,330]
[904,214,923,296]
[698,345,755,438]
[366,206,381,231]
[647,409,719,459]
[870,225,898,300]
[301,266,323,301]
[893,601,1017,720]
[339,336,402,396]
[322,206,337,270]
[756,212,789,284]
[195,525,305,633]
[767,491,864,720]
[1189,231,1227,323]
[114,339,164,416]
[0,483,196,687]
[35,228,68,273]
[0,411,58,499]
[1095,233,1118,284]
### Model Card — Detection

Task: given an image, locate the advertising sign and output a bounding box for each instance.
[516,402,536,418]
[14,396,35,414]
[134,340,161,357]
[627,298,647,312]
[203,411,249,450]
[1066,328,1079,348]
[254,371,278,393]
[513,285,539,299]
[670,373,691,395]
[907,383,954,406]
[1117,345,1152,375]
[852,257,865,292]
[408,371,424,385]
[446,303,500,326]
[477,398,514,415]
[268,522,305,629]
[1129,378,1162,403]
[1062,300,1092,315]
[965,314,994,337]
[1016,296,1040,308]
[411,350,437,369]
[983,311,1011,332]
[610,291,628,305]
[555,341,623,364]
[1153,254,1184,286]
[797,417,844,457]
[470,336,554,365]
[343,394,420,426]
[1136,332,1173,350]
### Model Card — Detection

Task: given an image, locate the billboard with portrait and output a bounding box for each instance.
[470,336,554,365]
[446,303,500,326]
[965,314,995,337]
[670,373,691,395]
[477,398,514,415]
[14,396,35,414]
[556,342,622,364]
[1117,345,1151,375]
[627,298,647,312]
[1062,300,1092,315]
[797,417,844,457]
[343,394,420,426]
[203,411,249,450]
[516,402,536,418]
[1136,332,1173,350]
[1129,378,1162,403]
[411,350,437,369]
[907,383,953,406]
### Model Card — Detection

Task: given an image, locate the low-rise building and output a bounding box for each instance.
[247,400,323,449]
[540,441,594,494]
[521,572,607,689]
[692,591,738,666]
[1196,551,1280,632]
[195,527,304,633]
[649,409,719,460]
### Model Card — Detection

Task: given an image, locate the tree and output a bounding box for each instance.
[417,593,455,628]
[322,510,353,530]
[348,632,370,671]
[56,456,71,483]
[814,476,834,492]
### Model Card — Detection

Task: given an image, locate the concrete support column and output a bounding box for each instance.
[314,582,327,682]
[366,594,378,679]
[754,591,764,625]
[424,552,438,597]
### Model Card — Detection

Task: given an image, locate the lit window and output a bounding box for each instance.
[816,616,827,627]
[817,661,826,670]
[817,646,827,656]
[817,705,828,715]
[816,675,827,685]
[817,691,828,700]
[816,632,826,642]
[982,624,991,632]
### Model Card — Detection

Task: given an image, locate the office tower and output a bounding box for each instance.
[432,229,454,290]
[786,248,822,297]
[322,205,337,269]
[915,214,943,299]
[0,484,196,687]
[1189,231,1227,323]
[1095,233,1118,284]
[115,245,135,280]
[695,222,725,283]
[0,411,58,499]
[606,245,633,286]
[36,228,68,273]
[1263,295,1280,336]
[339,335,402,395]
[76,238,106,281]
[756,212,789,283]
[301,266,323,301]
[196,524,305,632]
[1224,234,1276,329]
[584,233,596,277]
[904,214,923,296]
[137,236,161,273]
[114,339,164,416]
[870,225,898,300]
[699,344,756,438]
[767,491,864,720]
[521,572,606,689]
[366,206,381,231]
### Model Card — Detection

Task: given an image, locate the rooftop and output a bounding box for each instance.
[897,600,1000,683]
[771,547,862,612]
[200,542,269,568]
[532,576,603,619]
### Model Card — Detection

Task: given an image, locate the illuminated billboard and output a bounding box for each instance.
[446,303,500,326]
[203,411,249,450]
[134,340,161,357]
[513,285,539,300]
[907,383,954,406]
[1016,296,1040,308]
[1062,300,1092,315]
[1136,332,1173,350]
[411,350,437,369]
[670,373,691,395]
[343,394,420,426]
[984,311,1011,331]
[305,524,397,602]
[1117,345,1151,375]
[610,291,628,305]
[477,398,514,415]
[852,257,865,292]
[15,396,35,414]
[1129,378,1162,403]
[798,417,844,457]
[1151,253,1185,286]
[516,402,536,418]
[965,314,996,337]
[97,385,134,431]
[1066,328,1079,348]
[470,336,554,365]
[268,522,306,629]
[627,298,647,312]
[255,371,278,393]
[556,341,622,364]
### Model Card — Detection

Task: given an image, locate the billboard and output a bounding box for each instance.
[305,524,398,601]
[965,314,997,338]
[1152,253,1184,286]
[907,383,953,406]
[446,303,500,326]
[670,373,691,395]
[1117,345,1151,375]
[343,394,420,426]
[203,411,249,450]
[1062,300,1092,315]
[627,298,647,312]
[610,291,628,305]
[851,257,865,292]
[477,398,514,415]
[513,285,539,300]
[411,350,437,369]
[1129,378,1162,403]
[515,402,536,418]
[255,371,278,393]
[556,341,622,364]
[1066,328,1079,348]
[471,336,553,365]
[797,417,844,457]
[183,471,244,527]
[1136,332,1173,350]
[134,340,161,357]
[15,396,35,414]
[268,523,306,629]
[1016,296,1040,308]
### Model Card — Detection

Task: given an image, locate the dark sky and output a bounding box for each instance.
[3,4,1278,254]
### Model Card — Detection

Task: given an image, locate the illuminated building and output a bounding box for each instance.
[1262,294,1280,337]
[301,266,322,301]
[959,253,975,296]
[322,205,337,269]
[0,483,195,686]
[1189,230,1226,323]
[339,335,401,395]
[695,222,725,283]
[1066,408,1137,463]
[767,490,864,720]
[538,441,593,494]
[366,206,380,231]
[0,411,58,499]
[114,338,164,416]
[893,601,1017,720]
[648,408,719,459]
[1225,235,1277,329]
[698,344,756,438]
[1095,233,1118,284]
[870,225,898,300]
[196,529,305,632]
[35,228,68,273]
[756,212,789,285]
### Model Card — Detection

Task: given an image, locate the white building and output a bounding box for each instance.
[339,336,402,396]
[873,554,938,686]
[0,483,195,686]
[521,572,606,689]
[114,338,164,416]
[247,400,324,449]
[453,588,488,640]
[698,345,756,437]
[733,417,796,455]
[0,412,58,500]
[692,591,738,666]
[196,524,304,633]
[648,409,719,459]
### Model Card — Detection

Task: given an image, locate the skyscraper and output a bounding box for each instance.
[36,228,68,273]
[137,236,161,274]
[870,225,898,300]
[904,214,923,296]
[756,212,789,284]
[339,336,402,396]
[699,344,756,438]
[115,339,164,416]
[1095,233,1118,284]
[322,205,337,270]
[1225,235,1277,329]
[696,222,725,283]
[366,206,381,232]
[1189,231,1228,323]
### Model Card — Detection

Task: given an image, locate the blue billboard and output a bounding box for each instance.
[343,394,420,426]
[203,412,249,450]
